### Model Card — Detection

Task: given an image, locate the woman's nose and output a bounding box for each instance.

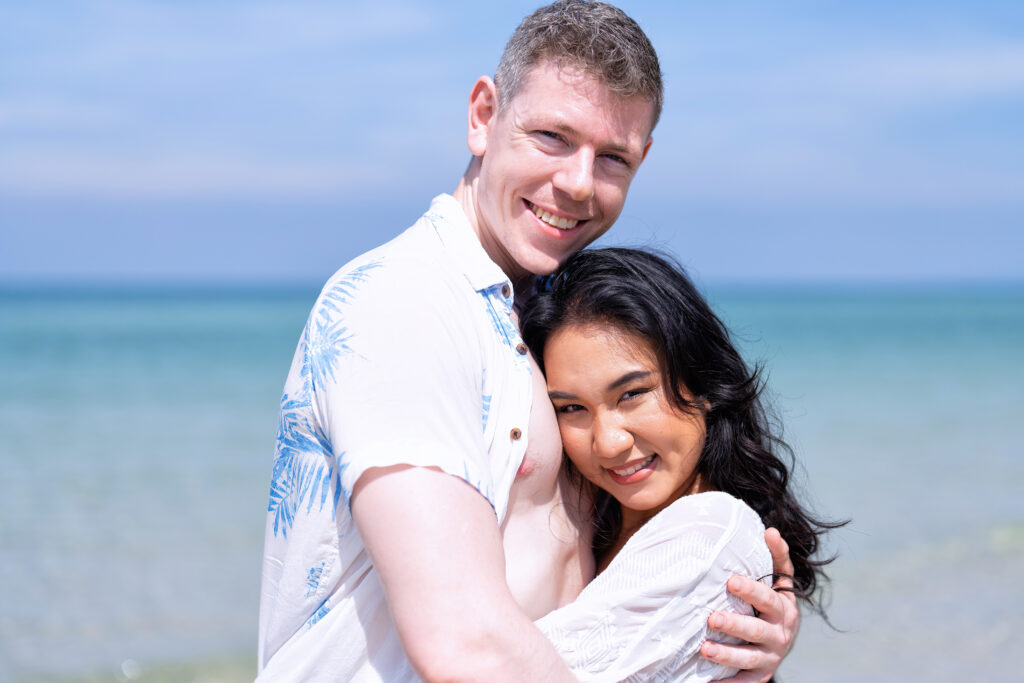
[592,411,633,459]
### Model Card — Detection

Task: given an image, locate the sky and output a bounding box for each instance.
[1,0,1022,285]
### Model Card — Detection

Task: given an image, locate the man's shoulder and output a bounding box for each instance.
[306,221,485,349]
[319,220,452,297]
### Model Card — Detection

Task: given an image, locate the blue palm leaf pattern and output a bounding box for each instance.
[321,260,383,309]
[268,403,336,537]
[484,295,518,348]
[334,459,350,511]
[306,600,331,629]
[305,561,326,597]
[307,259,383,391]
[481,367,492,431]
[309,317,354,392]
[267,257,384,538]
[481,392,492,431]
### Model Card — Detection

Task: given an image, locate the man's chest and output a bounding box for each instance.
[500,354,594,618]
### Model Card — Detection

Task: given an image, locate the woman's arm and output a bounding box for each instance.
[535,491,771,682]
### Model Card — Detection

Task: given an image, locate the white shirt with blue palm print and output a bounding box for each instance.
[257,194,532,681]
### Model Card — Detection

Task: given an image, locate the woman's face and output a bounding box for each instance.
[544,323,707,527]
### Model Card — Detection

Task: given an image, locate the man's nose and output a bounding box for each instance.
[593,411,633,459]
[554,149,595,203]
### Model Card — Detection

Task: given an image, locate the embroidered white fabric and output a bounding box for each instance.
[536,491,772,682]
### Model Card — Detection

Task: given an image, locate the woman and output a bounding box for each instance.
[521,248,842,681]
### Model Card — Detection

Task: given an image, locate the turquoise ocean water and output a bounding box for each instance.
[1,283,1022,682]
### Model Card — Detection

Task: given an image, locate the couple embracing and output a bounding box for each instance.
[258,2,837,681]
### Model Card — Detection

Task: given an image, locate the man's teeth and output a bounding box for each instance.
[611,455,655,477]
[530,203,579,230]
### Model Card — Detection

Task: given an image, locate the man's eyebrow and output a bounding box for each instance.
[546,121,636,156]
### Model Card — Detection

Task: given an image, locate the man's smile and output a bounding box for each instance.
[526,200,583,231]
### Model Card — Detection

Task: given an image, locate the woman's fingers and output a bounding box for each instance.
[708,608,773,646]
[727,574,787,621]
[700,641,775,683]
[765,527,794,590]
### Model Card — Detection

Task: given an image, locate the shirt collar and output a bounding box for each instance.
[426,193,512,294]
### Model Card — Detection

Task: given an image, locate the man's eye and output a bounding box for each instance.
[537,130,562,141]
[601,153,629,167]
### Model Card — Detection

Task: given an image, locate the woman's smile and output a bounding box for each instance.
[607,454,657,483]
[543,323,708,530]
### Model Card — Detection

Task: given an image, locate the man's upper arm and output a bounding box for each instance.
[351,464,574,681]
[351,466,508,667]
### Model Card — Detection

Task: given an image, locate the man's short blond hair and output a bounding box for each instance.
[495,0,663,130]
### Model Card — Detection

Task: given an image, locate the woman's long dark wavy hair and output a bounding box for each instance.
[520,247,845,617]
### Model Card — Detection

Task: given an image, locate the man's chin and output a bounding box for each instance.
[521,253,567,279]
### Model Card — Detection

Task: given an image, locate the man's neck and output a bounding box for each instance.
[451,159,481,243]
[453,160,537,297]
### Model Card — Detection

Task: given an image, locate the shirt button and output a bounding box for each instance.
[515,343,527,355]
[510,428,522,440]
[501,284,511,298]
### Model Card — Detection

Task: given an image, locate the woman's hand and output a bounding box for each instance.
[700,528,800,682]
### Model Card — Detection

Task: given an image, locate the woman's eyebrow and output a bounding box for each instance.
[548,370,652,401]
[548,390,576,401]
[607,370,652,392]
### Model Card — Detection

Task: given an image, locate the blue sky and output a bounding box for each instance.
[1,0,1022,284]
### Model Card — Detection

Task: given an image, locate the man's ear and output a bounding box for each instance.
[467,76,498,157]
[640,136,653,164]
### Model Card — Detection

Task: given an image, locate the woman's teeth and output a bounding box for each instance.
[530,203,579,230]
[611,454,655,477]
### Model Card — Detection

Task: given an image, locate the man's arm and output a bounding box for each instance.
[352,464,575,683]
[701,528,800,683]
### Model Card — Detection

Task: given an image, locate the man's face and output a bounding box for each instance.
[468,61,654,282]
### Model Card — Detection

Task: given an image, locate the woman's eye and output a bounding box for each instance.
[556,403,583,414]
[620,388,648,402]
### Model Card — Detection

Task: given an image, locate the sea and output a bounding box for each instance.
[1,281,1021,682]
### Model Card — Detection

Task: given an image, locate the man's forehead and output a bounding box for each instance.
[510,61,657,138]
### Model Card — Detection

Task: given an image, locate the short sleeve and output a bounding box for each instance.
[535,492,772,683]
[305,254,493,510]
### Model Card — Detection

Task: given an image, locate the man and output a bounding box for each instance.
[258,2,798,680]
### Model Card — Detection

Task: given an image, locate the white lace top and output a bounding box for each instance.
[535,491,772,682]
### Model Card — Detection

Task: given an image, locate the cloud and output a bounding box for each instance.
[0,1,465,199]
[640,36,1024,207]
[2,1,1021,211]
[0,99,125,132]
[752,44,1024,106]
[0,1,436,71]
[0,148,398,200]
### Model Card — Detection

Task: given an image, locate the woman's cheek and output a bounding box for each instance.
[560,430,585,465]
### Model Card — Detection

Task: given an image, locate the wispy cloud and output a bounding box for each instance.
[1,0,1021,210]
[0,148,407,200]
[1,1,1020,281]
[640,36,1024,207]
[0,99,125,131]
[0,0,460,198]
